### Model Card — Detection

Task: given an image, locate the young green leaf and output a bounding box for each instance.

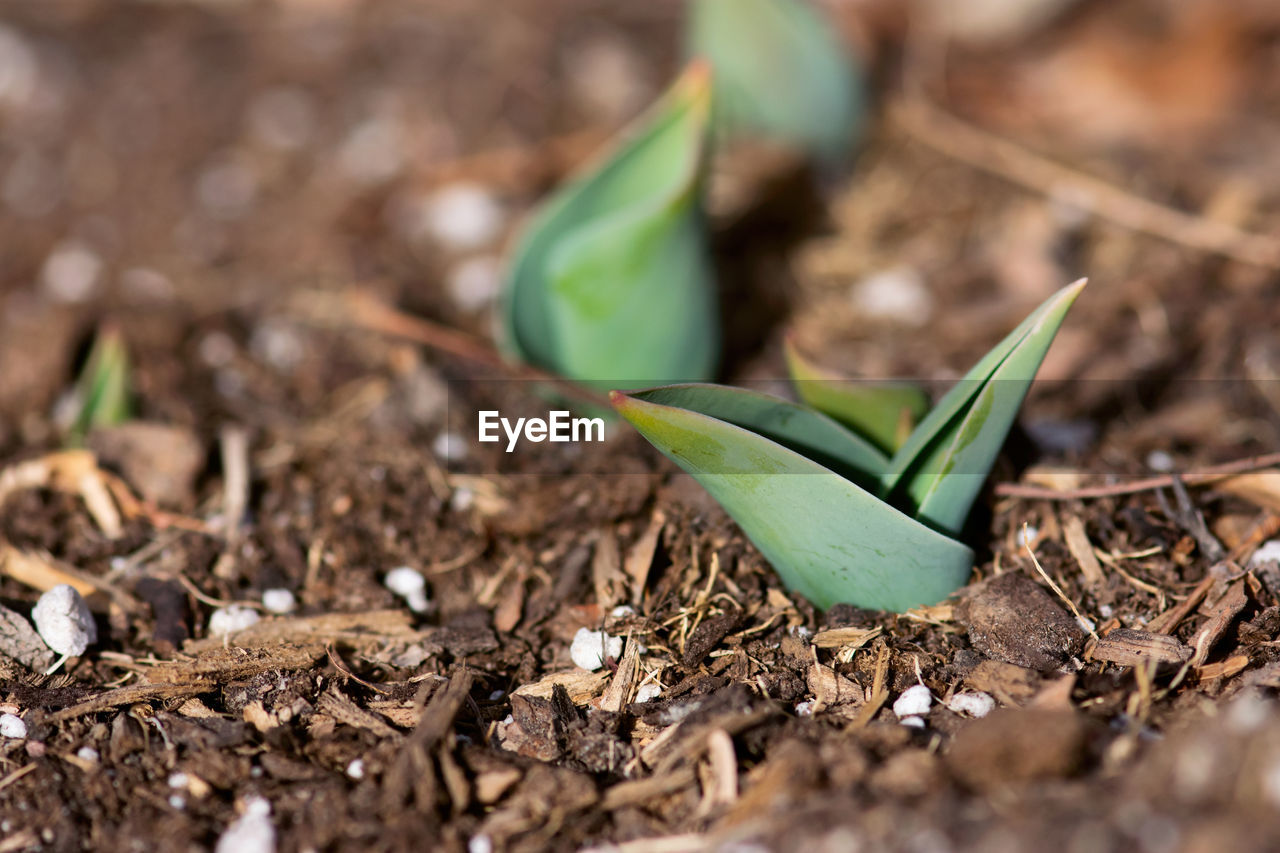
[502,63,718,386]
[613,388,973,612]
[631,383,889,484]
[883,279,1087,535]
[784,336,929,453]
[67,324,131,446]
[688,0,865,161]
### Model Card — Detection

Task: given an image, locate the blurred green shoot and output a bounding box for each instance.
[66,323,131,446]
[688,0,865,162]
[502,62,719,388]
[614,280,1086,611]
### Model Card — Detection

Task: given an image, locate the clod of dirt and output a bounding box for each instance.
[0,603,55,670]
[946,709,1091,791]
[1128,694,1280,813]
[955,572,1086,671]
[32,583,97,657]
[88,421,205,507]
[681,609,743,668]
[868,749,945,798]
[0,302,77,421]
[134,577,190,654]
[964,660,1042,705]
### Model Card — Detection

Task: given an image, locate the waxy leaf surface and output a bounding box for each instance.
[883,280,1087,535]
[503,65,718,386]
[613,388,973,612]
[784,338,928,453]
[632,383,888,484]
[688,0,864,161]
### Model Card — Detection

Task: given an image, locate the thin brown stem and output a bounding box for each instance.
[995,451,1280,501]
[891,98,1280,269]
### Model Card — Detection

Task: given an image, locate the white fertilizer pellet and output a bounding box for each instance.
[569,628,622,671]
[384,567,429,613]
[946,692,996,718]
[261,589,297,614]
[208,605,261,637]
[635,683,663,704]
[1249,540,1280,568]
[0,714,27,739]
[215,797,274,853]
[893,684,933,718]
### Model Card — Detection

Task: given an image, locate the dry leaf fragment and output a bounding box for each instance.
[317,688,401,739]
[1091,628,1191,669]
[474,766,522,804]
[1020,467,1085,492]
[591,530,626,612]
[0,451,128,538]
[242,701,277,733]
[0,604,55,671]
[600,639,640,713]
[1188,580,1249,668]
[493,571,526,634]
[1218,470,1280,513]
[183,609,417,653]
[807,662,866,714]
[810,626,881,650]
[624,510,665,605]
[1062,515,1105,587]
[0,545,130,613]
[1193,654,1249,682]
[964,659,1041,706]
[512,670,610,705]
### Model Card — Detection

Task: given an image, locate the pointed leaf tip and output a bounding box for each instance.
[501,66,719,386]
[885,279,1087,535]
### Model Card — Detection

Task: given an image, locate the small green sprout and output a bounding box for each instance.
[688,0,865,162]
[613,280,1086,612]
[502,63,719,387]
[66,323,131,446]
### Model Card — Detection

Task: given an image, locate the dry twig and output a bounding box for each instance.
[892,98,1280,269]
[996,452,1280,501]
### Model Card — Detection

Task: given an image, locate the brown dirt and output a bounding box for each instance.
[3,1,1280,852]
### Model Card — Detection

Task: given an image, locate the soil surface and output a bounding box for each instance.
[3,1,1280,852]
